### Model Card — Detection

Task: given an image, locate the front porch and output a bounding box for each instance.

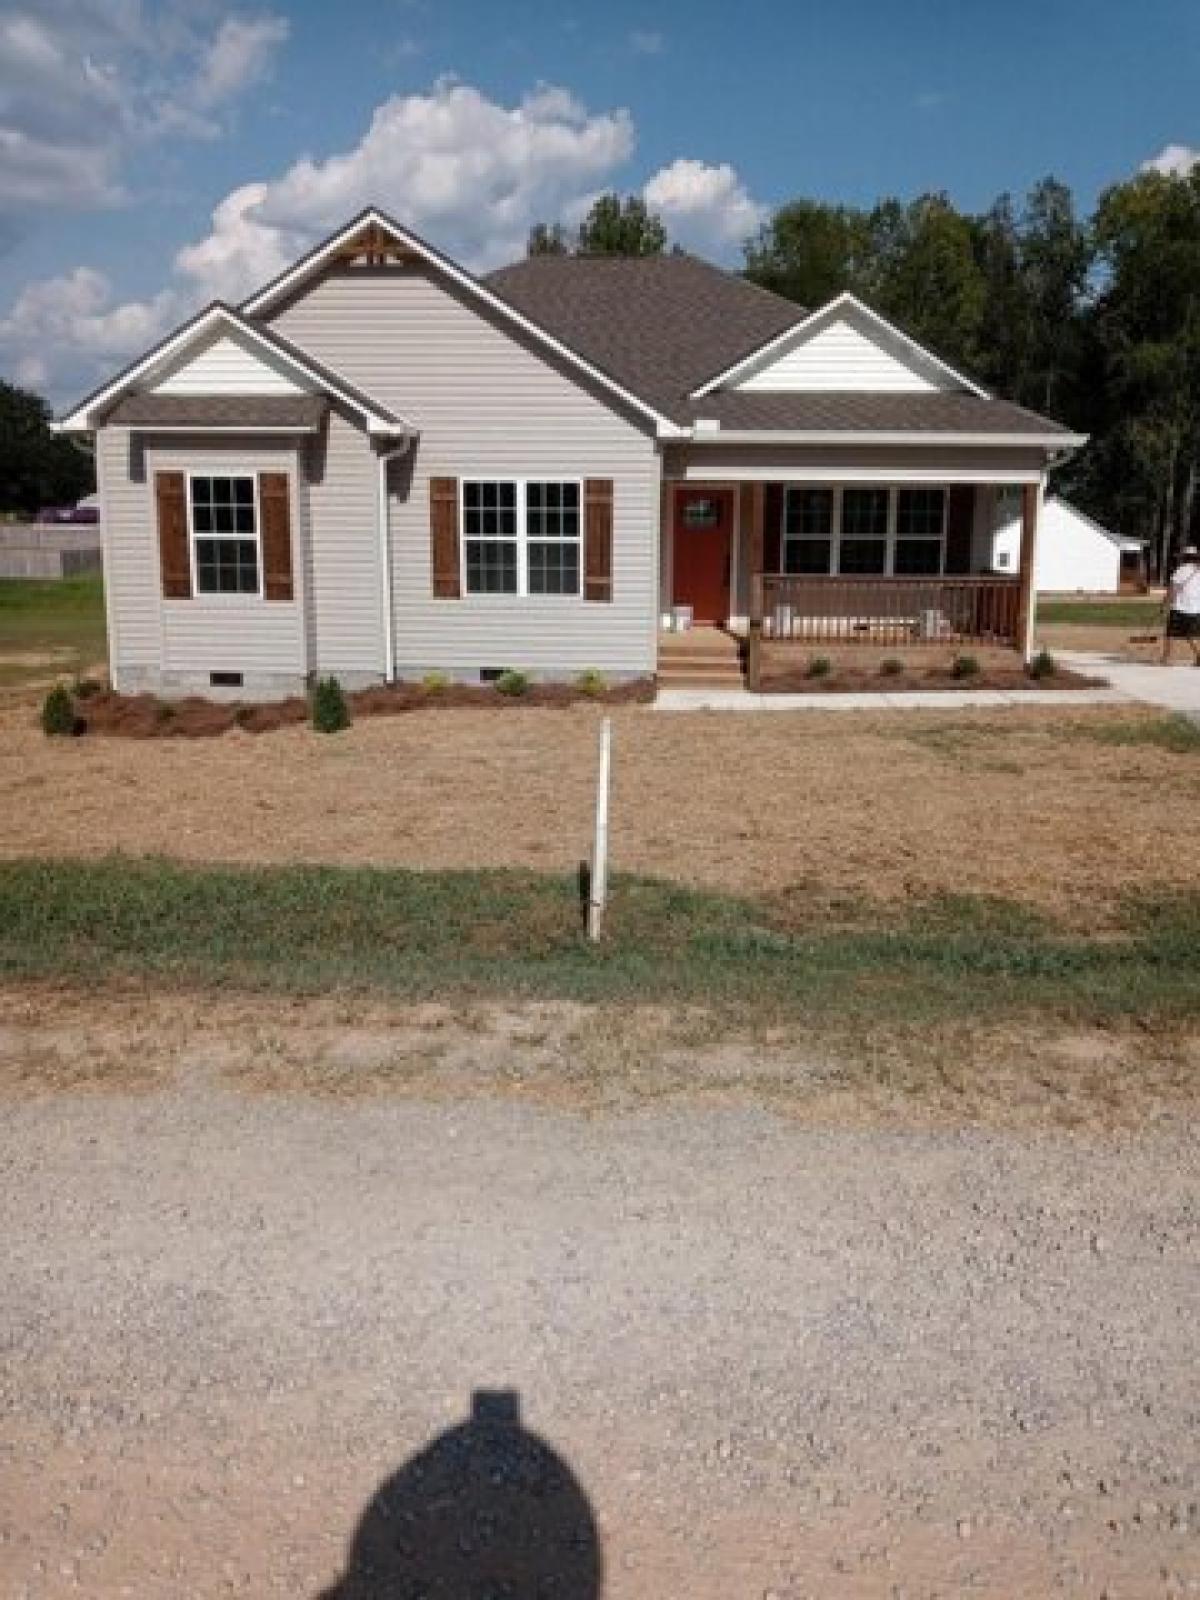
[659,478,1040,689]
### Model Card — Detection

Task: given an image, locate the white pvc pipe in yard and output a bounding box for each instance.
[587,716,612,943]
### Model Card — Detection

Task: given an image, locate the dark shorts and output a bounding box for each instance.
[1167,610,1200,639]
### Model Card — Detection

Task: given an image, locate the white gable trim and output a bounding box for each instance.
[152,330,305,397]
[240,208,688,439]
[691,292,991,399]
[55,303,413,435]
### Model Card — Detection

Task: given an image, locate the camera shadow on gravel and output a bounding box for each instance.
[319,1388,601,1598]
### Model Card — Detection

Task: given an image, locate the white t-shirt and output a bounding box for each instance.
[1170,562,1200,615]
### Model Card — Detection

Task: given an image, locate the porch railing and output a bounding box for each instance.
[757,574,1022,647]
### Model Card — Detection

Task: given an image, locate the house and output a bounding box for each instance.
[989,491,1145,595]
[55,209,1086,698]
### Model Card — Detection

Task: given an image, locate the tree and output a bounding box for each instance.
[527,221,569,257]
[743,199,875,306]
[576,193,667,256]
[0,381,94,514]
[870,193,987,371]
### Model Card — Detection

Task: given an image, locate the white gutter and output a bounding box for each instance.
[376,436,414,683]
[685,427,1090,449]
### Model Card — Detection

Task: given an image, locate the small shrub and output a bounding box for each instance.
[806,656,832,680]
[311,675,350,733]
[421,670,450,694]
[234,706,256,729]
[879,657,905,677]
[72,676,103,700]
[1028,648,1057,680]
[495,669,529,698]
[575,668,607,698]
[155,702,177,725]
[951,654,981,680]
[41,684,76,737]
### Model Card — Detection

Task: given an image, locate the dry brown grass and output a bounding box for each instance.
[2,692,1197,920]
[2,980,1196,1129]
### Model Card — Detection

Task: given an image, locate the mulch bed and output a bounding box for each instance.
[64,677,655,739]
[761,666,1107,694]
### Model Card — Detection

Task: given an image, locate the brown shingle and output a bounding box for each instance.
[103,394,330,429]
[684,390,1075,437]
[486,254,804,421]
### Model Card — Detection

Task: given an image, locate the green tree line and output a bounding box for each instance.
[0,381,94,514]
[535,174,1200,577]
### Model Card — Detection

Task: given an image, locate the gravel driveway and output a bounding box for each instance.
[3,1079,1198,1598]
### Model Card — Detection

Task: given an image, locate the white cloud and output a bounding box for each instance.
[194,16,290,108]
[0,4,291,223]
[1142,143,1200,176]
[1,80,770,404]
[643,158,767,251]
[629,28,664,54]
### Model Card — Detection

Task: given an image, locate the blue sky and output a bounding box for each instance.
[1,0,1196,404]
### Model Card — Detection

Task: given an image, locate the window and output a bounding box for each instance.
[526,480,580,596]
[189,475,260,595]
[682,496,721,529]
[780,486,948,576]
[894,488,946,576]
[462,479,582,597]
[839,488,888,575]
[463,480,518,594]
[782,488,834,574]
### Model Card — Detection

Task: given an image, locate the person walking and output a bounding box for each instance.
[1162,545,1200,664]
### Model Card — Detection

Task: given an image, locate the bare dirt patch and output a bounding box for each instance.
[1037,621,1166,661]
[2,696,1197,921]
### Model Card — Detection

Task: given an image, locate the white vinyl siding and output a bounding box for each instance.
[304,406,386,676]
[666,442,1049,484]
[270,264,659,676]
[96,433,306,688]
[735,313,947,394]
[152,333,307,396]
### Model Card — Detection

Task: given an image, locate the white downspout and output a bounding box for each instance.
[376,436,413,683]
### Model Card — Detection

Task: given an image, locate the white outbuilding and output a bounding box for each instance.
[990,491,1145,594]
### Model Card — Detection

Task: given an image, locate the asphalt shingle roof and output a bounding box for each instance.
[683,390,1075,436]
[105,393,329,429]
[486,253,803,421]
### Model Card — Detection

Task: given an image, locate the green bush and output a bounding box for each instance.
[1028,648,1057,680]
[951,654,981,680]
[421,670,450,694]
[879,657,905,677]
[154,702,177,725]
[311,675,350,733]
[806,656,832,679]
[495,669,529,697]
[41,684,76,737]
[71,676,103,700]
[575,668,607,698]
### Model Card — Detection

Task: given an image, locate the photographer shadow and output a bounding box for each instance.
[320,1388,601,1598]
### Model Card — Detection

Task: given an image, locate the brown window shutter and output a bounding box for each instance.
[258,471,294,601]
[584,478,613,602]
[429,476,461,598]
[944,486,974,575]
[763,483,783,574]
[155,471,191,598]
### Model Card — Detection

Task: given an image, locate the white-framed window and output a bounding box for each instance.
[187,472,261,596]
[461,478,582,597]
[781,486,947,577]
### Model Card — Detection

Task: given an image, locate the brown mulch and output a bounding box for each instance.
[760,665,1106,694]
[68,677,655,739]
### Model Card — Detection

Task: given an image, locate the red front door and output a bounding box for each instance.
[673,488,733,623]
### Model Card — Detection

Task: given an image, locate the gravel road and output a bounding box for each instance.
[3,1077,1199,1598]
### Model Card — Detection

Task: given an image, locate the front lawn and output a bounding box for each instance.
[0,575,107,690]
[3,858,1199,1039]
[1037,597,1161,627]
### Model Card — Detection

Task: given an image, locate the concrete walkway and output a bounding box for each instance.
[655,685,1130,712]
[1056,650,1200,715]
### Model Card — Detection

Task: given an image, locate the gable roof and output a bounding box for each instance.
[691,290,991,399]
[240,207,689,438]
[485,253,804,422]
[56,301,413,435]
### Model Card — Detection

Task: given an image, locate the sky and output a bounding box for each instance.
[1,0,1198,407]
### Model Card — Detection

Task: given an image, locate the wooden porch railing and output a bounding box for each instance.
[756,574,1022,647]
